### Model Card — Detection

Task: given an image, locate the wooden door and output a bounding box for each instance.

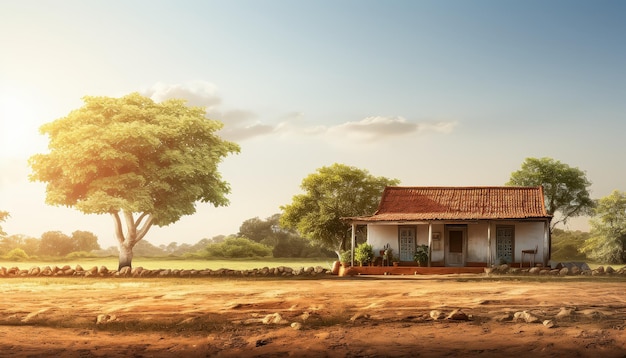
[446,227,466,266]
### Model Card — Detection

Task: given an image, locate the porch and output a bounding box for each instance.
[338,263,487,276]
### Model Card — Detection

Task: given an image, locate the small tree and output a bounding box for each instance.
[280,163,399,260]
[354,242,374,266]
[581,190,626,264]
[507,157,594,229]
[29,93,239,268]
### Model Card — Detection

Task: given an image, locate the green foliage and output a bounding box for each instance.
[413,244,429,265]
[0,211,8,237]
[39,231,75,256]
[581,190,626,264]
[132,240,168,257]
[4,248,29,261]
[339,250,351,263]
[28,93,239,267]
[0,234,38,256]
[71,230,101,252]
[65,251,99,259]
[238,214,334,258]
[354,242,374,265]
[201,237,272,258]
[507,157,593,228]
[550,228,589,261]
[280,163,399,256]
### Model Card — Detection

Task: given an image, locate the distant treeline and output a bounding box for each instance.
[0,214,335,261]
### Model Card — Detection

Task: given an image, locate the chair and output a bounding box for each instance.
[520,245,538,268]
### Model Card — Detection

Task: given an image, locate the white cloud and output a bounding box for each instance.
[140,82,457,143]
[143,81,222,109]
[323,116,458,141]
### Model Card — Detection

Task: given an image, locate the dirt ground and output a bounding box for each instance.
[1,275,626,357]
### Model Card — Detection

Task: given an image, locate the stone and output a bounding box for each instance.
[430,310,445,320]
[556,307,575,320]
[447,309,469,321]
[514,311,540,323]
[98,266,109,275]
[291,322,302,330]
[262,313,286,325]
[528,267,541,274]
[96,314,117,325]
[492,313,513,322]
[559,267,569,276]
[349,312,369,322]
[543,319,555,328]
[118,266,131,276]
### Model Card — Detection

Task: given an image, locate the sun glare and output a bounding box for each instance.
[0,92,44,159]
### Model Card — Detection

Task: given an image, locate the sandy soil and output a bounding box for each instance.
[1,275,626,357]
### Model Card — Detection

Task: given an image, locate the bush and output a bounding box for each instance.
[65,251,99,259]
[3,248,29,261]
[354,243,374,266]
[201,237,272,258]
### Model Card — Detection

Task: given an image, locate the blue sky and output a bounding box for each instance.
[1,1,625,248]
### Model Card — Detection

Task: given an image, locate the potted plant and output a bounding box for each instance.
[339,250,351,267]
[413,244,429,267]
[354,242,374,267]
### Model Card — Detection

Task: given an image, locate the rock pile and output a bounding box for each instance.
[0,265,332,278]
[486,263,626,276]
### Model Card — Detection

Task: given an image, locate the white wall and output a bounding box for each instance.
[366,221,547,265]
[467,223,488,262]
[367,225,398,255]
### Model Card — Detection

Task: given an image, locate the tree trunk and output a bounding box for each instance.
[111,210,154,271]
[118,243,133,270]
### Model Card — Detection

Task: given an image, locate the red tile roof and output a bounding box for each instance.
[348,186,550,222]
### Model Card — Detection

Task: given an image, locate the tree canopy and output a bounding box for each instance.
[0,211,9,237]
[507,157,593,228]
[29,93,239,268]
[280,163,399,258]
[581,190,626,264]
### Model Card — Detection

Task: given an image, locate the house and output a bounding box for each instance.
[344,186,552,268]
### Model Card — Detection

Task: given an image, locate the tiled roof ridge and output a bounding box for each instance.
[360,185,549,221]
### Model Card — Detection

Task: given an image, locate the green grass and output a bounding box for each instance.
[0,257,336,271]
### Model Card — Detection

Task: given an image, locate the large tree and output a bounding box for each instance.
[507,157,593,229]
[581,190,626,264]
[238,214,331,258]
[29,93,239,268]
[280,163,399,259]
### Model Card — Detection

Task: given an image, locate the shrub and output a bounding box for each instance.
[202,237,272,258]
[354,243,374,266]
[4,248,29,261]
[65,251,98,259]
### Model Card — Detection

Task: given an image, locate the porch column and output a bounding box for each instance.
[428,222,433,267]
[351,223,356,267]
[487,222,492,266]
[542,220,552,266]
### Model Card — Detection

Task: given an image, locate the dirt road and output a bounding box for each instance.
[1,275,625,357]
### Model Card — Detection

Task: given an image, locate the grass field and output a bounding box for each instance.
[0,257,337,271]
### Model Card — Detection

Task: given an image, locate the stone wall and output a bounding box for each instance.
[0,265,332,278]
[484,263,626,276]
